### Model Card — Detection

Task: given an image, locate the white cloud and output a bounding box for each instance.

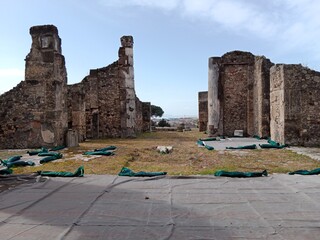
[98,0,320,61]
[99,0,180,10]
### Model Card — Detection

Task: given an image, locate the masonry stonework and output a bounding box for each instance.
[0,25,150,149]
[0,25,68,148]
[198,91,208,132]
[205,51,271,137]
[270,64,320,146]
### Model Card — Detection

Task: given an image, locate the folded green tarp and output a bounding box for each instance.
[94,146,117,151]
[83,151,115,156]
[118,167,167,177]
[1,155,22,166]
[38,152,63,158]
[226,144,257,150]
[38,166,84,177]
[199,137,219,141]
[259,144,287,149]
[197,140,205,146]
[259,139,288,149]
[205,145,214,150]
[6,160,35,168]
[40,156,60,164]
[49,146,66,151]
[214,169,268,177]
[27,147,48,156]
[0,168,13,175]
[289,168,320,175]
[197,140,214,150]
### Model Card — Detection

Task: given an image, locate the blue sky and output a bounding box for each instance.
[1,0,320,118]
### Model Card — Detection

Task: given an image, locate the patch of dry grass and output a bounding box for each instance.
[3,130,320,175]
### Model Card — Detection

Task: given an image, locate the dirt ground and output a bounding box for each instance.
[1,129,320,177]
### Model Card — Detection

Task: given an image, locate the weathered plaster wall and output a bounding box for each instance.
[198,91,208,132]
[0,25,68,149]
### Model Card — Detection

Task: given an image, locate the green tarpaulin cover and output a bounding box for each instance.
[214,170,268,178]
[118,167,167,177]
[27,147,48,156]
[226,144,257,150]
[94,146,117,151]
[205,145,214,150]
[38,166,84,177]
[83,151,115,156]
[1,156,22,166]
[289,168,320,175]
[0,168,13,175]
[199,137,219,141]
[259,139,288,149]
[49,146,66,151]
[197,140,214,150]
[40,156,60,164]
[259,144,287,149]
[6,160,35,168]
[38,152,62,158]
[197,140,205,146]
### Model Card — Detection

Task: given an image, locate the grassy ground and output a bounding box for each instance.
[1,129,320,175]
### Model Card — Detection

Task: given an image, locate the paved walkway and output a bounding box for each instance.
[1,174,320,239]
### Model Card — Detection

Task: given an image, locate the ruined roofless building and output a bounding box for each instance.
[200,51,320,146]
[202,51,272,138]
[0,25,151,149]
[68,36,151,140]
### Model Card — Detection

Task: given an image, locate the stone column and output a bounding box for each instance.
[119,36,136,137]
[207,57,220,136]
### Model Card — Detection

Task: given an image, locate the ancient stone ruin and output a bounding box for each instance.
[199,51,320,146]
[0,25,150,149]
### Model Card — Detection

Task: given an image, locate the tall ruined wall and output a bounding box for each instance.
[67,36,149,140]
[253,56,273,138]
[198,91,208,132]
[67,83,86,141]
[204,51,272,137]
[142,102,151,132]
[271,64,320,146]
[220,51,255,136]
[80,63,122,139]
[0,25,68,149]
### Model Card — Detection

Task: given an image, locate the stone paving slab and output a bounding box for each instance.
[1,174,320,239]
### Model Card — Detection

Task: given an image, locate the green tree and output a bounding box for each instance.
[151,105,164,118]
[158,119,171,127]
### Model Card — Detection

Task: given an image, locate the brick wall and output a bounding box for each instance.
[0,25,68,149]
[198,91,208,132]
[271,64,320,146]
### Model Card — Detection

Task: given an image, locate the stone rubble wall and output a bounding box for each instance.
[204,51,273,138]
[0,25,68,149]
[0,25,150,149]
[271,64,320,146]
[198,91,208,132]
